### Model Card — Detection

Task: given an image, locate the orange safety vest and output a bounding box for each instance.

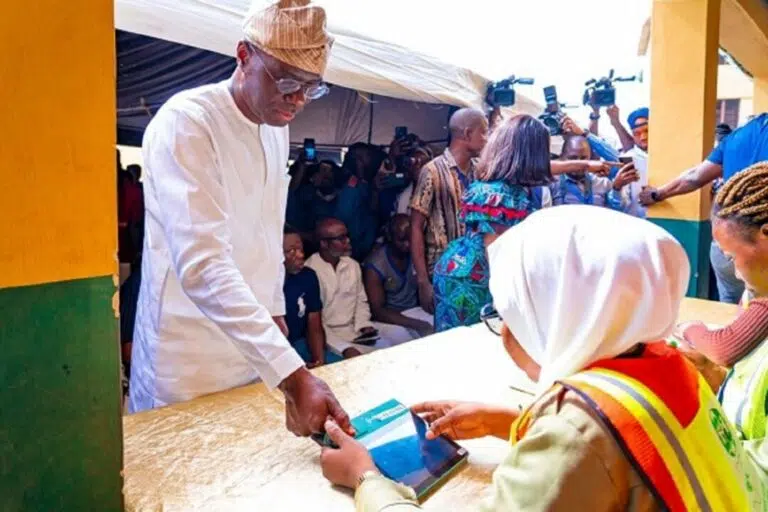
[512,343,764,512]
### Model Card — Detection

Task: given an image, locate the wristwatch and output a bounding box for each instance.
[589,112,601,121]
[650,190,661,202]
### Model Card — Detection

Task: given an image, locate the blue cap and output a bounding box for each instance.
[627,107,649,130]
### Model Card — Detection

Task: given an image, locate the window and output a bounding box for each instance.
[715,99,740,129]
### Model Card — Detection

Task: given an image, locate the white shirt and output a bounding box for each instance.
[395,184,414,215]
[626,146,648,218]
[305,253,374,354]
[129,81,303,413]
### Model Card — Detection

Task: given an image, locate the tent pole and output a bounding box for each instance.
[367,94,374,144]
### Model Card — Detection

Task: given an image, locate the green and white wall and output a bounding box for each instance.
[0,0,123,509]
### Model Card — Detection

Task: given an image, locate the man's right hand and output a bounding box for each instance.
[561,116,585,136]
[418,281,435,315]
[639,186,660,206]
[607,105,621,124]
[278,367,354,437]
[612,163,640,190]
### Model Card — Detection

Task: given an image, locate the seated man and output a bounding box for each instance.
[364,214,434,344]
[282,227,340,367]
[306,218,391,358]
[550,135,638,210]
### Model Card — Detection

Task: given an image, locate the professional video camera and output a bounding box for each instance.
[582,69,637,108]
[538,85,565,136]
[486,75,535,107]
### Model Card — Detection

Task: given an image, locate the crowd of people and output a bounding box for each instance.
[268,100,663,365]
[118,77,768,376]
[115,0,768,509]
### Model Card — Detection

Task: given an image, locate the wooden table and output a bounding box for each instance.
[122,298,736,511]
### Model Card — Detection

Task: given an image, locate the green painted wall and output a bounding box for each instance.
[0,276,123,511]
[650,218,712,298]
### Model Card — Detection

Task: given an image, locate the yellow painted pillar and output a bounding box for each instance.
[754,76,768,115]
[647,0,721,297]
[0,0,122,509]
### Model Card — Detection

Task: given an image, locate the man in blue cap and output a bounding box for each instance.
[626,107,649,152]
[640,113,768,303]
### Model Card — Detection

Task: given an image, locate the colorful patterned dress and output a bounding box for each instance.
[432,181,545,332]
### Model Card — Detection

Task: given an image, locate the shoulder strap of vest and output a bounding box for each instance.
[556,378,669,510]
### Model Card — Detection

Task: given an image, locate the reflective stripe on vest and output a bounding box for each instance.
[562,368,762,511]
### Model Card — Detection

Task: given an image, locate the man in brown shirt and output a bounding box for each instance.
[409,108,488,313]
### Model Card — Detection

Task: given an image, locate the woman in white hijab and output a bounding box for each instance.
[319,205,764,511]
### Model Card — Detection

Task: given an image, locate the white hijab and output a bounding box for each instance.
[487,205,690,393]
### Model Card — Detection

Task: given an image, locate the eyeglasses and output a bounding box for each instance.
[322,233,350,243]
[250,45,329,100]
[480,303,503,336]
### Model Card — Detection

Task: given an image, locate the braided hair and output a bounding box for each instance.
[713,161,768,237]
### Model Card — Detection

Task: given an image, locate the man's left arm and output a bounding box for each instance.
[606,105,635,152]
[305,270,326,366]
[353,264,374,332]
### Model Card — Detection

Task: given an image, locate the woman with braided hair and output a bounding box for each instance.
[679,162,768,444]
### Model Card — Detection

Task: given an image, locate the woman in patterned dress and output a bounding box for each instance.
[433,115,553,332]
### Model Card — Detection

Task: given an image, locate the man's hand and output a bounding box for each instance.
[342,347,363,358]
[612,163,640,190]
[272,316,289,337]
[639,186,660,206]
[373,162,393,190]
[606,104,621,124]
[561,116,585,136]
[320,419,377,490]
[412,401,518,441]
[278,367,354,437]
[586,160,621,177]
[359,326,377,337]
[410,320,434,338]
[418,281,435,315]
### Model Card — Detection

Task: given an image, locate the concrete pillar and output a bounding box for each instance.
[647,0,721,297]
[754,76,768,115]
[0,0,122,509]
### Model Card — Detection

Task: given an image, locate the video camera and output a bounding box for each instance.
[538,85,565,136]
[582,69,636,108]
[486,75,535,107]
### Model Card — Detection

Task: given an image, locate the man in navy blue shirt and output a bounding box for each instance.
[640,113,768,303]
[283,226,339,367]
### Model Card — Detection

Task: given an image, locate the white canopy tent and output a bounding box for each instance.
[114,0,541,114]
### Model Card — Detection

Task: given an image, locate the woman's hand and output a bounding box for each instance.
[586,160,621,177]
[412,401,518,441]
[672,329,728,393]
[320,419,377,490]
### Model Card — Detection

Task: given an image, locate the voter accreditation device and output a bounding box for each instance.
[319,399,468,500]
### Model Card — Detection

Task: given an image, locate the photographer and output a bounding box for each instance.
[374,134,430,223]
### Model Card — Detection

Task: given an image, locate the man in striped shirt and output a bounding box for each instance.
[409,108,489,313]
